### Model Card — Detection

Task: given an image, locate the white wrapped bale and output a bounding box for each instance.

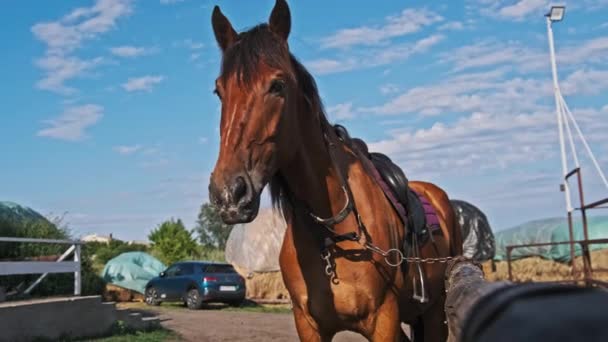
[225,208,287,273]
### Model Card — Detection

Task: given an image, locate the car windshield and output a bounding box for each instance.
[203,264,236,274]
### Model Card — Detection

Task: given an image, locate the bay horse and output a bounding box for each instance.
[208,1,463,341]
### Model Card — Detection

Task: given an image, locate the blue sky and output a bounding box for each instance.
[2,0,607,241]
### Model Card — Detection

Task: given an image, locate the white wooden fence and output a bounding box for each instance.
[0,237,82,295]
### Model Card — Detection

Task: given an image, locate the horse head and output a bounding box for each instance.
[208,0,306,224]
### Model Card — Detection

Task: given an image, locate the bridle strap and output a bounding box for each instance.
[308,128,359,232]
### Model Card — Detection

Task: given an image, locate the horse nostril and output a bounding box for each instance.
[232,176,248,203]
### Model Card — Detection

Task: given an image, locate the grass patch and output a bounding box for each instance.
[224,302,292,314]
[119,300,292,314]
[80,329,178,342]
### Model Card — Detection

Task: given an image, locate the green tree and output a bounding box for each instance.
[195,203,234,250]
[148,218,198,265]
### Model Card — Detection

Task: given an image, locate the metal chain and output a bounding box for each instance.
[401,255,469,264]
[363,241,469,266]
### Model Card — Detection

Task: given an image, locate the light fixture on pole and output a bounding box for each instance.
[544,5,608,215]
[545,5,572,212]
[547,5,565,22]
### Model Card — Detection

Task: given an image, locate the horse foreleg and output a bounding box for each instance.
[419,297,448,342]
[368,292,402,342]
[292,306,334,342]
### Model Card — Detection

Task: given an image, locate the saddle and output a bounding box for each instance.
[334,125,440,303]
[338,127,438,242]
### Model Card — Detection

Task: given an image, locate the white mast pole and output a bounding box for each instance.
[546,16,573,212]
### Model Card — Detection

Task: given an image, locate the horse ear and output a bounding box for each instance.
[211,6,238,52]
[268,0,291,41]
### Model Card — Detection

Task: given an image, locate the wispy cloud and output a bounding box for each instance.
[439,36,608,74]
[31,0,133,94]
[327,102,356,121]
[35,56,104,95]
[320,8,443,49]
[121,75,165,92]
[307,34,444,75]
[37,104,104,141]
[113,144,142,155]
[475,0,608,21]
[439,21,465,31]
[380,84,401,95]
[110,45,156,58]
[160,0,184,4]
[175,39,204,50]
[497,0,549,20]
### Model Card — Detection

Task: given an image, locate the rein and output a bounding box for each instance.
[306,123,406,281]
[300,120,467,285]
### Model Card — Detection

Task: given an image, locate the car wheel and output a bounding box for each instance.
[145,287,161,306]
[186,288,203,310]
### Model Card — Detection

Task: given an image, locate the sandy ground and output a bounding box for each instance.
[121,303,409,342]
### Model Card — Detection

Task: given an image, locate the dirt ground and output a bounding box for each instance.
[121,303,410,342]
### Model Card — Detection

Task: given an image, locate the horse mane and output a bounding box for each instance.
[218,23,333,218]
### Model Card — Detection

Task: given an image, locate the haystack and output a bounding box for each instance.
[225,208,290,300]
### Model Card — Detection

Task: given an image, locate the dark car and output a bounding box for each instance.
[144,261,246,310]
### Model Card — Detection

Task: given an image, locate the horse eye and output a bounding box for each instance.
[213,88,222,99]
[269,80,285,95]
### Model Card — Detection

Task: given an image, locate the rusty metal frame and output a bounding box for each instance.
[505,167,608,287]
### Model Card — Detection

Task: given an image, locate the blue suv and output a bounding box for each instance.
[144,261,246,310]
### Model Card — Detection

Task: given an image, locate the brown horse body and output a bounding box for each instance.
[208,1,463,341]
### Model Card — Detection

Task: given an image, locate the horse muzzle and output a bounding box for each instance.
[209,171,261,224]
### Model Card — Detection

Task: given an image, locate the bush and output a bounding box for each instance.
[148,218,199,265]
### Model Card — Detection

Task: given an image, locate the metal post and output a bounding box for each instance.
[24,245,76,294]
[567,211,576,277]
[74,244,81,296]
[507,247,513,281]
[546,17,573,214]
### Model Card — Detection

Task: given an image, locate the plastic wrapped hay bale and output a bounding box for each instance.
[451,199,496,262]
[225,208,287,272]
[225,208,289,300]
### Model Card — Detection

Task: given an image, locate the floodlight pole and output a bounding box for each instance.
[546,15,573,213]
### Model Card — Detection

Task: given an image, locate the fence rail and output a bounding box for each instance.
[0,237,82,296]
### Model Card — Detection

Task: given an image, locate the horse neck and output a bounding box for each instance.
[279,105,351,231]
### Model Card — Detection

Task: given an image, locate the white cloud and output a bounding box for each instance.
[439,21,465,31]
[110,45,156,58]
[307,35,444,75]
[190,53,201,61]
[363,69,549,116]
[160,0,184,4]
[35,55,104,95]
[175,39,204,50]
[306,58,358,75]
[121,75,165,92]
[561,69,608,96]
[439,37,608,74]
[498,0,549,20]
[320,8,443,49]
[31,0,133,94]
[37,104,104,141]
[327,102,356,120]
[113,144,142,155]
[380,84,400,95]
[439,40,545,73]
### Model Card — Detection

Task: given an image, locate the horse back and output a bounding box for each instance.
[408,180,464,257]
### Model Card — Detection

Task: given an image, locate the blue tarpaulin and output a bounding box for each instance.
[494,216,608,263]
[101,251,166,294]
